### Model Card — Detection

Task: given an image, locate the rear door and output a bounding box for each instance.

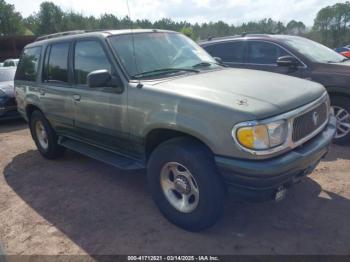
[203,41,246,68]
[38,42,76,136]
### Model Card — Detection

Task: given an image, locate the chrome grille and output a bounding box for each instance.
[292,101,328,142]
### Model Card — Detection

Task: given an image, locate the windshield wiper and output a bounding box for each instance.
[133,68,199,79]
[327,58,350,63]
[192,61,223,68]
[192,62,213,68]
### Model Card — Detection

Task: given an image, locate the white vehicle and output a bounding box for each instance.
[3,59,19,67]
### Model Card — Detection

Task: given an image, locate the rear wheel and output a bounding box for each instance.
[147,137,225,231]
[331,96,350,144]
[29,110,65,159]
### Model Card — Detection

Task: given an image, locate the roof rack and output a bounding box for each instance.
[35,29,110,42]
[243,33,273,37]
[206,33,272,41]
[206,34,241,41]
[35,30,86,41]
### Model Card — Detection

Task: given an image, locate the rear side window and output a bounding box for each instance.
[246,41,289,65]
[16,47,42,81]
[204,41,245,63]
[74,40,112,85]
[44,42,70,83]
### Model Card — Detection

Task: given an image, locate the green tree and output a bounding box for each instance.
[286,20,306,35]
[36,2,64,35]
[0,0,25,35]
[313,1,350,47]
[5,0,350,49]
[180,26,194,39]
[23,15,39,34]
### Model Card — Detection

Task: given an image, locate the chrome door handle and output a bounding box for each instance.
[73,94,81,101]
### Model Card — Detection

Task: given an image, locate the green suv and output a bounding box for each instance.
[15,29,336,231]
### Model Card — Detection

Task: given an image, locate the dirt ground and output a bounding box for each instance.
[0,119,349,256]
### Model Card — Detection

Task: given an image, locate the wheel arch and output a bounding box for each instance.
[144,128,214,161]
[25,104,43,121]
[326,86,350,99]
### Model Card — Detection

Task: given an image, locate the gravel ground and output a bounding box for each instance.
[0,119,349,255]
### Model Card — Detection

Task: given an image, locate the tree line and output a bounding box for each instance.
[0,0,349,48]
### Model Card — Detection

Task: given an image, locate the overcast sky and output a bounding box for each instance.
[7,0,347,26]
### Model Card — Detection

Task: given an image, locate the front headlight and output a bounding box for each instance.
[326,93,333,117]
[235,120,288,150]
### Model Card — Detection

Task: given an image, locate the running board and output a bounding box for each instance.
[58,137,145,170]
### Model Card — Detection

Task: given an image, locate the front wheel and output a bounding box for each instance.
[147,137,225,231]
[331,96,350,144]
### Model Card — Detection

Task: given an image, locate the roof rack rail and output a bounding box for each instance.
[36,30,87,41]
[207,34,241,41]
[35,29,110,42]
[242,33,273,37]
[205,33,273,42]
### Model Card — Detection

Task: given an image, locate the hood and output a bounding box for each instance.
[0,81,15,96]
[314,61,350,76]
[152,68,326,119]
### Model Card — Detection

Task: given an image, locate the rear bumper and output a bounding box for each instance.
[215,116,336,200]
[0,106,20,120]
[0,97,20,120]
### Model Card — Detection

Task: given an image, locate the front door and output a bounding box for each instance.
[244,40,305,78]
[70,39,130,155]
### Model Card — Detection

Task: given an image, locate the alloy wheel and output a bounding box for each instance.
[35,120,49,150]
[333,106,350,139]
[160,162,200,213]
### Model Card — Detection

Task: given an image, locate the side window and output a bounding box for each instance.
[204,42,245,63]
[74,40,112,85]
[15,47,42,81]
[202,45,217,55]
[44,42,70,83]
[246,41,289,65]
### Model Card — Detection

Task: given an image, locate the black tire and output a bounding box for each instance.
[331,96,350,145]
[29,110,65,159]
[147,137,225,231]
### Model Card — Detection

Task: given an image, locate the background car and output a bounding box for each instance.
[200,34,350,144]
[3,58,19,67]
[0,67,20,120]
[341,50,350,58]
[335,47,349,53]
[335,47,350,58]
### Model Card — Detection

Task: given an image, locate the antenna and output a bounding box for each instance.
[126,0,140,83]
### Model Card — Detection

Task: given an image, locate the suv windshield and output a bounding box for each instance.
[109,32,219,78]
[0,69,15,82]
[282,36,346,64]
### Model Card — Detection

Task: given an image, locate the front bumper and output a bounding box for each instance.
[215,116,336,201]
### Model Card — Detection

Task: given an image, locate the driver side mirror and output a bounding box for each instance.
[276,56,300,68]
[87,70,123,91]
